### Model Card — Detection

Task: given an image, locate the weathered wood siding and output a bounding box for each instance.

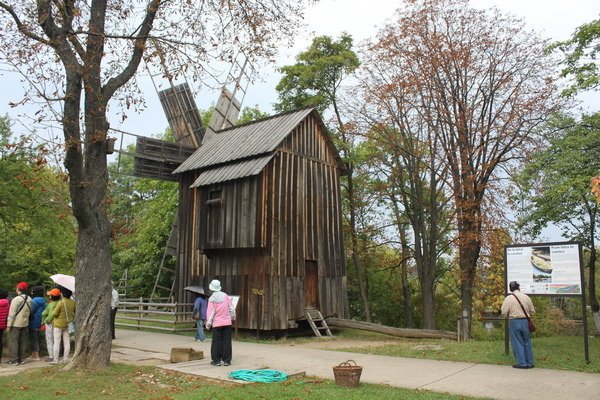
[196,177,262,250]
[265,115,347,326]
[176,113,347,330]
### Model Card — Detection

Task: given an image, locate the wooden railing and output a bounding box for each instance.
[115,297,196,333]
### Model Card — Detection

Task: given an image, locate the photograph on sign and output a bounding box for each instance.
[505,242,582,295]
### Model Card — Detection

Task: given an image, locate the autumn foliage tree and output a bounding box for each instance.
[362,0,562,338]
[0,0,313,369]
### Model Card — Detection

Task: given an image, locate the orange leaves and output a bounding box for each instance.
[591,176,600,204]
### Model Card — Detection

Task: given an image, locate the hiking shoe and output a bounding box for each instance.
[49,360,59,365]
[17,360,26,365]
[210,361,221,366]
[512,364,528,369]
[223,362,231,366]
[6,360,19,366]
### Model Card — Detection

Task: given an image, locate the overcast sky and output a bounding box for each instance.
[0,0,598,139]
[1,0,597,242]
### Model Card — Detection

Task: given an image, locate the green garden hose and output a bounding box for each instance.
[228,369,288,383]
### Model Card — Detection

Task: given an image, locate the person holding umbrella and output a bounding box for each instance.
[192,288,208,342]
[205,279,235,366]
[50,288,75,364]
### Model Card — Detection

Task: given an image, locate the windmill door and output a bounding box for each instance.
[304,260,319,309]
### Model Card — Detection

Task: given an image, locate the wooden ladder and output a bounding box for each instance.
[305,308,333,337]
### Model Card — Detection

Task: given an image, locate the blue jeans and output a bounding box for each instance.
[195,319,206,341]
[509,318,534,366]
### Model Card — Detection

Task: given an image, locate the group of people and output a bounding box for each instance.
[1,277,533,370]
[193,279,236,367]
[0,281,75,365]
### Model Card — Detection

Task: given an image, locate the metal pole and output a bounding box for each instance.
[504,317,509,355]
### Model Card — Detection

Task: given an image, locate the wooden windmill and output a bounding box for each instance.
[113,49,348,334]
[129,52,249,301]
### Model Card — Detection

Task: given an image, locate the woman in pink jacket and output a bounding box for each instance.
[205,279,235,366]
[0,288,10,363]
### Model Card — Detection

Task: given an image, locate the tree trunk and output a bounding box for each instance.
[587,234,599,337]
[457,205,481,340]
[326,317,456,340]
[458,236,480,340]
[347,166,371,322]
[67,223,113,369]
[400,228,413,328]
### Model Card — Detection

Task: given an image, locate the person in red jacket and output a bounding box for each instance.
[0,288,10,363]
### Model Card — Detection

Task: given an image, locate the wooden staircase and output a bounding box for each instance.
[305,308,332,337]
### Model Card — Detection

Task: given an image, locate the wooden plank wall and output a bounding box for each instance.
[266,115,348,326]
[178,114,347,330]
[176,172,205,304]
[197,177,260,249]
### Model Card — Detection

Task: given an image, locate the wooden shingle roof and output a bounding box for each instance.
[173,108,314,174]
[189,155,273,187]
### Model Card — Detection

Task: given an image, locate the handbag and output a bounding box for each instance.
[62,299,75,334]
[512,294,536,332]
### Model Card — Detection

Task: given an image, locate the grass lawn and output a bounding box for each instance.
[300,330,600,373]
[0,363,490,400]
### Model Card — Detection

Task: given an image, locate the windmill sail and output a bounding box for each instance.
[203,86,242,143]
[158,82,205,147]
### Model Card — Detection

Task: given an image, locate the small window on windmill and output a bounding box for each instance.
[205,188,223,246]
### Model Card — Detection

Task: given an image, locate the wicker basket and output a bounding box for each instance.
[333,360,363,387]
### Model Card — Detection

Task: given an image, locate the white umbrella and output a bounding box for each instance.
[50,274,75,292]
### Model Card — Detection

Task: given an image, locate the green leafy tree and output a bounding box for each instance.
[275,33,360,116]
[239,106,269,123]
[0,116,76,290]
[513,112,600,336]
[549,17,600,96]
[362,125,453,329]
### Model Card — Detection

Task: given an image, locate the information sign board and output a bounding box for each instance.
[504,242,582,295]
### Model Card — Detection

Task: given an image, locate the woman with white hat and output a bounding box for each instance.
[205,279,235,366]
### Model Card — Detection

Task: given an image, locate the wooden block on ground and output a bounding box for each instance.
[170,347,204,363]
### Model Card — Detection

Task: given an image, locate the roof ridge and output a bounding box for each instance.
[216,106,315,134]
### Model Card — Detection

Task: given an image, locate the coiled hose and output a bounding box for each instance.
[228,369,288,383]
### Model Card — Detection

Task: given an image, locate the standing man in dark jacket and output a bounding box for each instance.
[28,286,46,361]
[193,290,208,342]
[6,282,32,365]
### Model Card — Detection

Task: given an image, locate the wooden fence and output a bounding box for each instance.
[115,298,196,333]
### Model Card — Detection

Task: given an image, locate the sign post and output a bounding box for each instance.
[504,241,589,362]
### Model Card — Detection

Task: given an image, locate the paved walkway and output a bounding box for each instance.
[109,329,599,400]
[1,329,598,399]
